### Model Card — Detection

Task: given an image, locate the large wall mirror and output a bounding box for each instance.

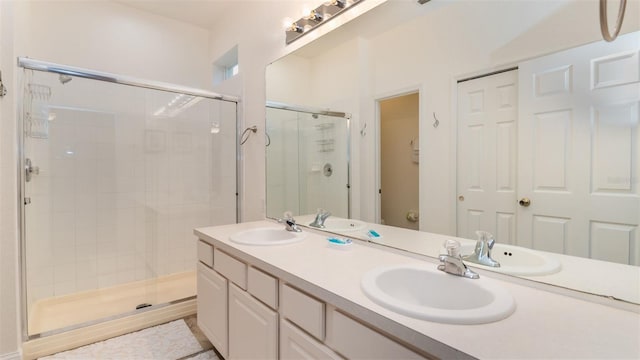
[266,0,640,304]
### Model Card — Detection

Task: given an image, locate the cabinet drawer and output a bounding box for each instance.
[281,283,325,341]
[197,240,214,267]
[326,309,423,359]
[248,266,278,309]
[281,319,342,360]
[214,249,247,289]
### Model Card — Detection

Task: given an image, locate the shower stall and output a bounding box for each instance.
[18,58,238,338]
[265,102,350,220]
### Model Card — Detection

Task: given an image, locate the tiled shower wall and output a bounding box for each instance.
[25,81,236,307]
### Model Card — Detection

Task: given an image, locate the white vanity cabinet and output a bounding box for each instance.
[213,244,279,358]
[196,238,430,360]
[197,260,228,358]
[198,244,280,360]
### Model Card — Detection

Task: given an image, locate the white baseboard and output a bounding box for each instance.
[22,299,196,360]
[0,351,21,360]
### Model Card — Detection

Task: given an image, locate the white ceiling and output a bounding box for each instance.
[113,0,245,30]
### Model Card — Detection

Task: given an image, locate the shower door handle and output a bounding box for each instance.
[25,158,39,182]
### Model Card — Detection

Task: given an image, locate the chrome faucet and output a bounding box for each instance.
[279,212,302,232]
[462,230,500,268]
[309,208,331,229]
[438,240,479,279]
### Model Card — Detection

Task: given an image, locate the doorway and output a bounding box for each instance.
[378,92,419,230]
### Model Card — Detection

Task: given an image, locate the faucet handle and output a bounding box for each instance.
[444,239,461,257]
[278,214,302,232]
[475,230,495,249]
[284,211,294,220]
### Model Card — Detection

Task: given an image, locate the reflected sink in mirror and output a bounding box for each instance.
[459,243,562,277]
[230,227,307,246]
[361,264,516,325]
[317,217,366,232]
[297,215,366,232]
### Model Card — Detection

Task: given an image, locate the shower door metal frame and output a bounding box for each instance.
[17,57,240,340]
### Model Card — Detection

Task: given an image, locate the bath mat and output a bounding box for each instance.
[40,319,203,359]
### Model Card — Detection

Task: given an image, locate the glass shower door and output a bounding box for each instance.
[266,107,350,220]
[21,68,237,336]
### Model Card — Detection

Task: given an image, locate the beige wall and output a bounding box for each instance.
[380,93,419,230]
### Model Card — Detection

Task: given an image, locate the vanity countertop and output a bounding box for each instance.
[195,220,640,359]
[342,222,640,305]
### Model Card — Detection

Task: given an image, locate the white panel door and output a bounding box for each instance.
[518,32,639,264]
[457,70,518,243]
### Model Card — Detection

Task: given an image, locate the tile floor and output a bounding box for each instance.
[182,315,216,359]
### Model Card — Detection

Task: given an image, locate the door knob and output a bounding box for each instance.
[519,197,531,207]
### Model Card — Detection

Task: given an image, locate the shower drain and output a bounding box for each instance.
[136,303,152,310]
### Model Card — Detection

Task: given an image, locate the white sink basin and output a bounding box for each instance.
[361,264,515,324]
[230,227,306,246]
[320,218,366,232]
[459,243,561,276]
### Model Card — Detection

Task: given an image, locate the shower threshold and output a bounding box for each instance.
[28,271,196,336]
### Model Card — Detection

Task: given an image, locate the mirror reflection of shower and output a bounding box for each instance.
[265,102,351,220]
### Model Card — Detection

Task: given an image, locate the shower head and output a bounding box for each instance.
[59,74,72,84]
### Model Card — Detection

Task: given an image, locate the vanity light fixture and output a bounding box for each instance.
[305,10,324,23]
[288,22,303,34]
[285,0,363,44]
[329,0,346,8]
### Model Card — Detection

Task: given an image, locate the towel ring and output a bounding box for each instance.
[360,122,367,137]
[240,125,257,145]
[433,113,440,128]
[600,0,627,42]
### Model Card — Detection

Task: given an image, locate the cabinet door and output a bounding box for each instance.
[197,263,228,358]
[281,319,342,360]
[229,283,278,359]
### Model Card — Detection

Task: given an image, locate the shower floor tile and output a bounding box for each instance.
[29,271,196,335]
